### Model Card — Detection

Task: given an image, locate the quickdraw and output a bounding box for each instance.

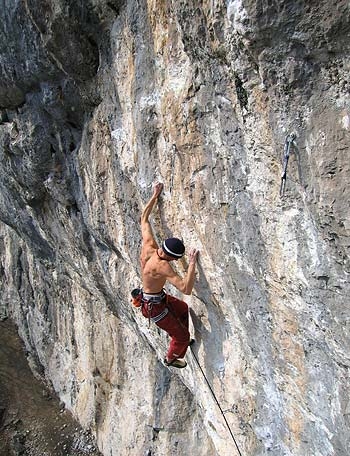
[280,132,296,197]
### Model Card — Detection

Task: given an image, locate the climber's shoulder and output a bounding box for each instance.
[140,244,157,269]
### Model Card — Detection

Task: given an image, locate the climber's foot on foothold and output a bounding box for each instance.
[189,338,195,346]
[164,358,187,369]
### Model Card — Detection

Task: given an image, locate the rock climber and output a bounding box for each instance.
[136,182,199,369]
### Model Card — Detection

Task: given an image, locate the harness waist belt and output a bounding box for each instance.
[142,290,166,304]
[151,308,169,323]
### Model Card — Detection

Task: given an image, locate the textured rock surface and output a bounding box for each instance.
[0,320,101,456]
[0,1,349,455]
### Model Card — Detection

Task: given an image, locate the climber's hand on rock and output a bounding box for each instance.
[189,249,199,264]
[153,182,163,199]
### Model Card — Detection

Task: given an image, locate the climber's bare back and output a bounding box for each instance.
[140,247,168,293]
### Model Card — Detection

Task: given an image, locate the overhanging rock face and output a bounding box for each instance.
[0,1,349,455]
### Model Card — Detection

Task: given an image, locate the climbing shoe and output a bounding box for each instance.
[164,358,187,369]
[189,338,195,346]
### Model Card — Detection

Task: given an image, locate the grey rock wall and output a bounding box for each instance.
[0,1,349,455]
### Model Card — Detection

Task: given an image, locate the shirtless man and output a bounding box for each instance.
[139,182,199,368]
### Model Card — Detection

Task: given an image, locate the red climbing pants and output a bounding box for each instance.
[141,294,190,361]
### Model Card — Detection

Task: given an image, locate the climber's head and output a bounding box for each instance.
[161,237,185,260]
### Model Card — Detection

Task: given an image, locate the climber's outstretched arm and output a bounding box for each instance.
[164,248,199,295]
[141,182,163,248]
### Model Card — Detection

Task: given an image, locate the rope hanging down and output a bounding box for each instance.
[190,346,244,456]
[160,297,244,455]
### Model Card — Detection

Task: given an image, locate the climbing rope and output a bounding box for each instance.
[280,132,296,197]
[144,292,244,455]
[190,346,244,456]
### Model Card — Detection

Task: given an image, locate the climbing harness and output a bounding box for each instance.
[138,290,168,326]
[280,133,296,197]
[190,346,244,456]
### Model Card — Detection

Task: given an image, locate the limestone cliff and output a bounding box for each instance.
[0,1,349,455]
